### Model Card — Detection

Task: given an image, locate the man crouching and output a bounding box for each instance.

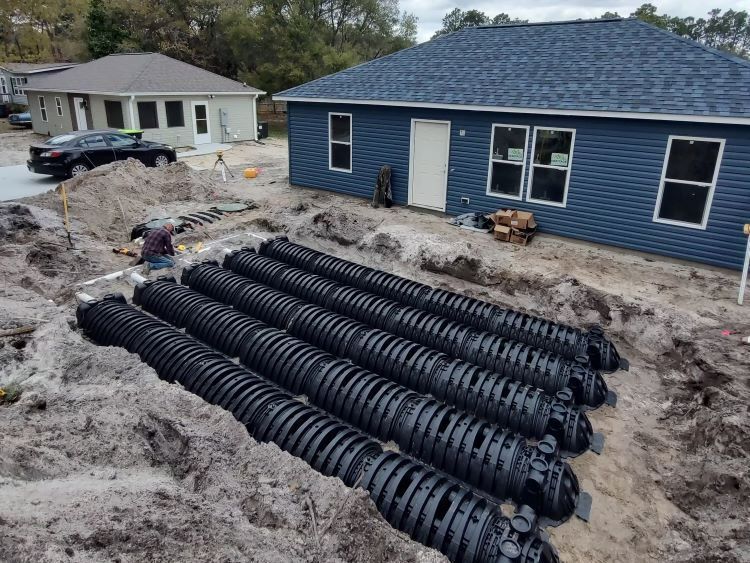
[141,222,175,274]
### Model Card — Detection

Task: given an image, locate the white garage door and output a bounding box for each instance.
[408,119,451,211]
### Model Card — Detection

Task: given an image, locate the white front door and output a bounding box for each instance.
[408,119,451,211]
[73,97,88,130]
[191,102,211,145]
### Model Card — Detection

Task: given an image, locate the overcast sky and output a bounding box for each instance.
[405,0,749,41]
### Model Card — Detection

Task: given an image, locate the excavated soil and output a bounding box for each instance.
[1,138,749,562]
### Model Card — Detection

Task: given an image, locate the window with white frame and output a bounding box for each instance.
[39,96,48,122]
[653,136,724,229]
[0,77,6,94]
[11,76,26,96]
[527,127,575,206]
[55,97,63,117]
[486,125,529,199]
[329,113,352,172]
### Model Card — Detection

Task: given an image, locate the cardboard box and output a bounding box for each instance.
[509,227,536,246]
[491,209,516,227]
[509,211,537,230]
[493,224,511,241]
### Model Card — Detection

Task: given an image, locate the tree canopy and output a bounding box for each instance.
[431,8,527,38]
[431,5,750,59]
[0,0,417,93]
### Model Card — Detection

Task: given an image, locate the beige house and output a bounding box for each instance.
[25,53,264,147]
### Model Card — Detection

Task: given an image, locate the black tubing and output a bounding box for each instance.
[76,296,376,486]
[224,249,611,409]
[259,237,625,373]
[134,279,583,524]
[181,263,595,457]
[76,297,559,563]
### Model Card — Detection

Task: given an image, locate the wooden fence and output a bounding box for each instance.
[258,98,287,115]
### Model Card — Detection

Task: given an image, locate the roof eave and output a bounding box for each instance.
[273,95,750,126]
[26,88,265,96]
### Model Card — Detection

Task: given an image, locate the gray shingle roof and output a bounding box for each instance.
[27,53,263,94]
[0,62,77,73]
[276,18,750,119]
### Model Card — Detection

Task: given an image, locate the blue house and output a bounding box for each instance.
[275,18,750,270]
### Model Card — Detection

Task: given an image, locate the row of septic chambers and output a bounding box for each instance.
[77,236,628,563]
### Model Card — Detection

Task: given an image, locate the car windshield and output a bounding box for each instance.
[46,134,77,146]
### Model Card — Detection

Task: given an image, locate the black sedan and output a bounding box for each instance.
[27,130,177,178]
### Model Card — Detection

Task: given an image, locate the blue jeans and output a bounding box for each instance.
[143,254,175,270]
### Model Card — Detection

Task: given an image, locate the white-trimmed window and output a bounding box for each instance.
[653,136,724,229]
[486,124,529,199]
[329,113,352,172]
[39,96,48,122]
[11,76,26,96]
[527,127,576,207]
[0,77,7,94]
[55,97,63,117]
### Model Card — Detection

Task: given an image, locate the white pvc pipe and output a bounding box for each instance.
[76,292,96,304]
[78,230,268,287]
[130,272,148,285]
[738,230,750,305]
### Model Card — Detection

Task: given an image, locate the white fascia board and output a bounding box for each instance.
[26,89,266,96]
[20,66,79,74]
[272,96,750,126]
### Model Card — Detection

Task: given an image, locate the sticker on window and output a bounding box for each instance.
[550,153,569,167]
[507,148,524,161]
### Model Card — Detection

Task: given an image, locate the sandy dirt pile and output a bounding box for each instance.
[25,159,223,242]
[0,203,97,302]
[2,138,748,562]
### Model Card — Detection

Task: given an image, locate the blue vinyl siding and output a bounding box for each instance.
[288,102,750,269]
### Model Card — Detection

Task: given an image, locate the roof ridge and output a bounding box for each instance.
[632,18,750,70]
[123,52,158,92]
[476,17,624,29]
[159,53,248,88]
[276,35,452,97]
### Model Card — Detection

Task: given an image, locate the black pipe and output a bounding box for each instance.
[223,249,614,410]
[258,237,627,373]
[180,262,599,457]
[132,279,585,524]
[76,297,558,563]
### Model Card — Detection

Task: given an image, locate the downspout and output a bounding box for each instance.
[128,95,136,129]
[253,94,258,141]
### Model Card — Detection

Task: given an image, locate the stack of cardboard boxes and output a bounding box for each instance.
[489,209,538,246]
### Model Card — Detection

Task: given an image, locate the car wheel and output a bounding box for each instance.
[69,162,90,178]
[153,153,170,168]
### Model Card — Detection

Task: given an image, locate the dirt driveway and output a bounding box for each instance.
[0,128,44,166]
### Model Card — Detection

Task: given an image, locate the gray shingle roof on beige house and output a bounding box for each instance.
[0,62,78,74]
[28,52,264,95]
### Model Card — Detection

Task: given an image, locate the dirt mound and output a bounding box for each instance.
[660,327,750,551]
[297,207,380,246]
[27,159,223,242]
[0,204,40,242]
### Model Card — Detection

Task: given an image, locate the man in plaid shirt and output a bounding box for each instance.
[141,223,176,274]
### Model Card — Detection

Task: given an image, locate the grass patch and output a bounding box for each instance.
[268,120,288,139]
[0,382,22,404]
